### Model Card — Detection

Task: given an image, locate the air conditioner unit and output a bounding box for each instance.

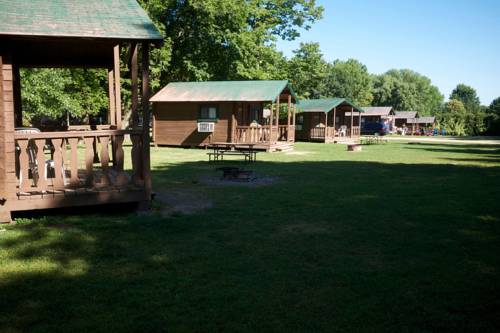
[197,122,215,133]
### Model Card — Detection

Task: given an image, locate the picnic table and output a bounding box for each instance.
[361,135,388,145]
[207,142,258,162]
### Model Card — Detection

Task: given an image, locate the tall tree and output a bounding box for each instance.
[372,69,443,115]
[287,42,328,98]
[324,59,373,105]
[450,84,481,111]
[486,97,500,135]
[139,0,323,84]
[436,99,467,136]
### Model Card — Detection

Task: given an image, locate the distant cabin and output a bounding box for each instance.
[393,111,418,128]
[407,116,436,130]
[357,106,394,125]
[295,98,364,143]
[150,80,298,152]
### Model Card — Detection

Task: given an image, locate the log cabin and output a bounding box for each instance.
[295,98,364,143]
[356,106,394,128]
[0,0,163,222]
[393,111,418,128]
[407,116,436,134]
[150,80,298,152]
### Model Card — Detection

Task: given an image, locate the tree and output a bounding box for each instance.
[324,59,373,105]
[287,42,328,98]
[450,84,481,111]
[21,68,108,126]
[436,99,467,136]
[372,69,443,115]
[486,97,500,135]
[449,84,485,135]
[139,0,323,84]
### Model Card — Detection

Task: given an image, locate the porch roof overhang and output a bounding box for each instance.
[296,98,364,114]
[150,80,298,103]
[0,0,163,43]
[407,116,435,124]
[394,111,418,119]
[355,106,393,116]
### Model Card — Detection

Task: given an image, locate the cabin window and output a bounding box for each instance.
[199,105,218,121]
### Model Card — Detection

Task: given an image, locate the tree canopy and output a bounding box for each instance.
[324,59,373,106]
[372,69,443,115]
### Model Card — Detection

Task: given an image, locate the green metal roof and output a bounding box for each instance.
[0,0,163,41]
[297,98,364,113]
[150,80,298,102]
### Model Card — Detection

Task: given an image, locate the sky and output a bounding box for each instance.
[275,0,500,105]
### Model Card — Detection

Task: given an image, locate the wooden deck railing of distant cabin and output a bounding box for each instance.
[14,129,145,195]
[234,125,294,144]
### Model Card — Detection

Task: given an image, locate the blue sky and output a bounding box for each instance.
[276,0,500,105]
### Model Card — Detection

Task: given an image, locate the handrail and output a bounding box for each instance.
[14,129,142,140]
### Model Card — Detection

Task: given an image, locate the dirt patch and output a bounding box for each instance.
[154,188,213,217]
[200,173,279,187]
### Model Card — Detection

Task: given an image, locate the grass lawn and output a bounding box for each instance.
[1,142,500,332]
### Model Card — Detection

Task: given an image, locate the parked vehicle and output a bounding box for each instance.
[361,122,389,135]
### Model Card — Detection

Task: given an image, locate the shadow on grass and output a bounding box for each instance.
[1,159,500,333]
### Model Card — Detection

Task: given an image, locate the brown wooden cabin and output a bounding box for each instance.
[0,0,163,222]
[407,116,436,134]
[151,81,298,152]
[392,111,418,128]
[357,106,394,128]
[295,98,364,143]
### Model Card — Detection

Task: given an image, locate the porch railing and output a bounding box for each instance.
[234,125,294,143]
[349,126,361,137]
[14,129,144,194]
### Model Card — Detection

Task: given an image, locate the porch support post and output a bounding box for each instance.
[12,64,22,127]
[350,107,354,138]
[108,67,116,126]
[359,111,362,136]
[269,101,274,147]
[141,43,152,203]
[275,97,280,142]
[333,107,336,137]
[129,43,139,128]
[229,102,236,142]
[324,111,328,143]
[113,44,122,129]
[287,94,291,141]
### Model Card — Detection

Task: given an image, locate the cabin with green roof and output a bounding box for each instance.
[0,0,162,222]
[295,98,364,143]
[150,80,298,152]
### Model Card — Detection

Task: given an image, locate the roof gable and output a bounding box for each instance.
[0,0,163,41]
[394,111,418,119]
[150,80,297,102]
[297,98,364,113]
[359,106,393,116]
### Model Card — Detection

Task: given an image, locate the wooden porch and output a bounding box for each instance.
[229,93,296,152]
[1,35,160,222]
[12,129,147,212]
[309,126,361,143]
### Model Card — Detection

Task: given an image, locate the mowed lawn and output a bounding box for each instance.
[1,142,500,332]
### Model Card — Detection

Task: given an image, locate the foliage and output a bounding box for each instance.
[21,68,108,126]
[486,97,500,135]
[450,84,481,111]
[287,42,328,99]
[436,99,467,136]
[324,59,373,106]
[139,0,323,83]
[449,84,485,135]
[372,69,443,115]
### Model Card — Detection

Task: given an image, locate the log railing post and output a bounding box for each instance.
[68,137,80,188]
[141,43,152,202]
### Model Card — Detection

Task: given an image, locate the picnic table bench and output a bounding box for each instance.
[208,142,258,162]
[361,135,388,145]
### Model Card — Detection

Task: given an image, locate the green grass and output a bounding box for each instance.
[1,142,500,332]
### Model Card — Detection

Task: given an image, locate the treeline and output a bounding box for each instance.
[20,0,500,135]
